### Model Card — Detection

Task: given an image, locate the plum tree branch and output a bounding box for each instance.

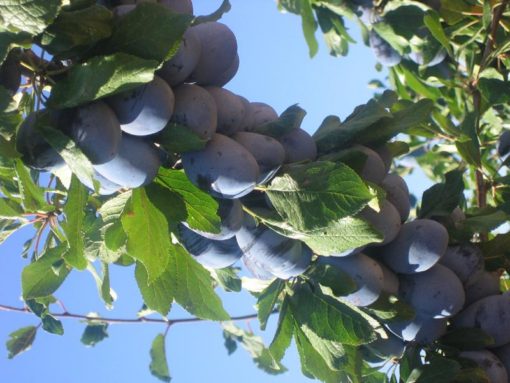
[0,304,273,326]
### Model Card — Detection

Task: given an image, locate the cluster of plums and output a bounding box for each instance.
[354,0,446,68]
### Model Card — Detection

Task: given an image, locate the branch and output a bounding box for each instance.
[0,304,272,326]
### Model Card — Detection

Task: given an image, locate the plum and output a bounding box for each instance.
[318,253,384,307]
[94,134,161,188]
[182,133,259,199]
[353,145,387,184]
[205,87,246,136]
[374,144,393,174]
[106,76,174,136]
[16,112,65,171]
[178,224,242,269]
[380,262,399,295]
[493,344,510,380]
[366,333,406,360]
[369,30,402,67]
[184,198,244,240]
[439,244,484,284]
[232,132,285,184]
[386,314,447,344]
[379,219,448,274]
[63,101,122,165]
[170,84,217,140]
[498,130,510,157]
[279,128,317,164]
[357,200,402,246]
[381,174,411,222]
[236,215,312,279]
[243,102,279,131]
[409,49,446,67]
[189,22,238,85]
[459,350,508,383]
[211,53,239,87]
[0,51,21,95]
[76,168,122,195]
[242,254,275,280]
[159,0,193,14]
[464,271,501,306]
[399,264,465,318]
[158,28,201,87]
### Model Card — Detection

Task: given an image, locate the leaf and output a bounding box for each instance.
[103,2,192,62]
[121,188,171,283]
[48,53,159,108]
[289,283,376,346]
[0,86,22,139]
[22,245,71,300]
[6,326,37,359]
[222,323,286,375]
[40,5,113,58]
[252,104,306,138]
[438,328,495,351]
[41,314,64,335]
[455,112,480,167]
[423,11,452,56]
[193,0,231,24]
[0,0,62,35]
[210,267,242,292]
[0,196,23,218]
[81,323,109,347]
[266,161,375,232]
[157,122,207,154]
[307,263,357,298]
[366,293,415,322]
[14,159,51,212]
[406,356,461,383]
[154,168,220,234]
[269,298,294,362]
[62,175,88,270]
[149,334,171,383]
[299,0,318,57]
[0,29,31,64]
[419,170,464,218]
[256,279,284,330]
[135,261,174,317]
[171,245,229,321]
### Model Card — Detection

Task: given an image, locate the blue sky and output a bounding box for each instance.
[0,1,432,382]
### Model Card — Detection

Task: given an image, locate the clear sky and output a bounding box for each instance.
[0,1,432,382]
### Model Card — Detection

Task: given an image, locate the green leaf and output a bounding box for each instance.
[135,261,174,317]
[307,263,357,298]
[252,104,306,138]
[48,53,159,108]
[419,170,464,218]
[171,245,229,321]
[455,112,480,167]
[103,2,192,62]
[222,323,286,375]
[14,159,51,212]
[0,0,62,35]
[256,279,284,330]
[406,356,461,383]
[121,188,171,282]
[81,323,109,347]
[299,0,318,57]
[372,22,408,55]
[149,334,171,383]
[157,122,207,154]
[266,161,375,232]
[423,11,452,56]
[193,0,231,24]
[0,196,23,218]
[40,5,113,58]
[62,175,88,270]
[154,168,220,234]
[6,326,37,359]
[210,267,242,292]
[0,29,31,64]
[438,328,495,351]
[22,245,71,300]
[478,78,510,108]
[289,283,376,346]
[0,86,22,139]
[41,314,64,335]
[366,293,415,322]
[269,298,294,362]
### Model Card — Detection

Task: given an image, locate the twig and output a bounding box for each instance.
[0,304,276,326]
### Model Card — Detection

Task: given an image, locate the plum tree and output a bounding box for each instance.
[498,130,510,157]
[170,83,218,140]
[318,253,384,307]
[379,219,449,274]
[232,131,285,184]
[157,28,202,87]
[368,29,401,67]
[177,224,243,269]
[189,22,238,85]
[184,198,244,240]
[65,101,122,165]
[94,134,161,188]
[205,87,246,136]
[357,200,402,245]
[182,133,259,198]
[0,51,21,95]
[106,76,175,136]
[398,264,465,318]
[439,244,484,284]
[459,350,508,383]
[279,128,317,164]
[236,215,312,279]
